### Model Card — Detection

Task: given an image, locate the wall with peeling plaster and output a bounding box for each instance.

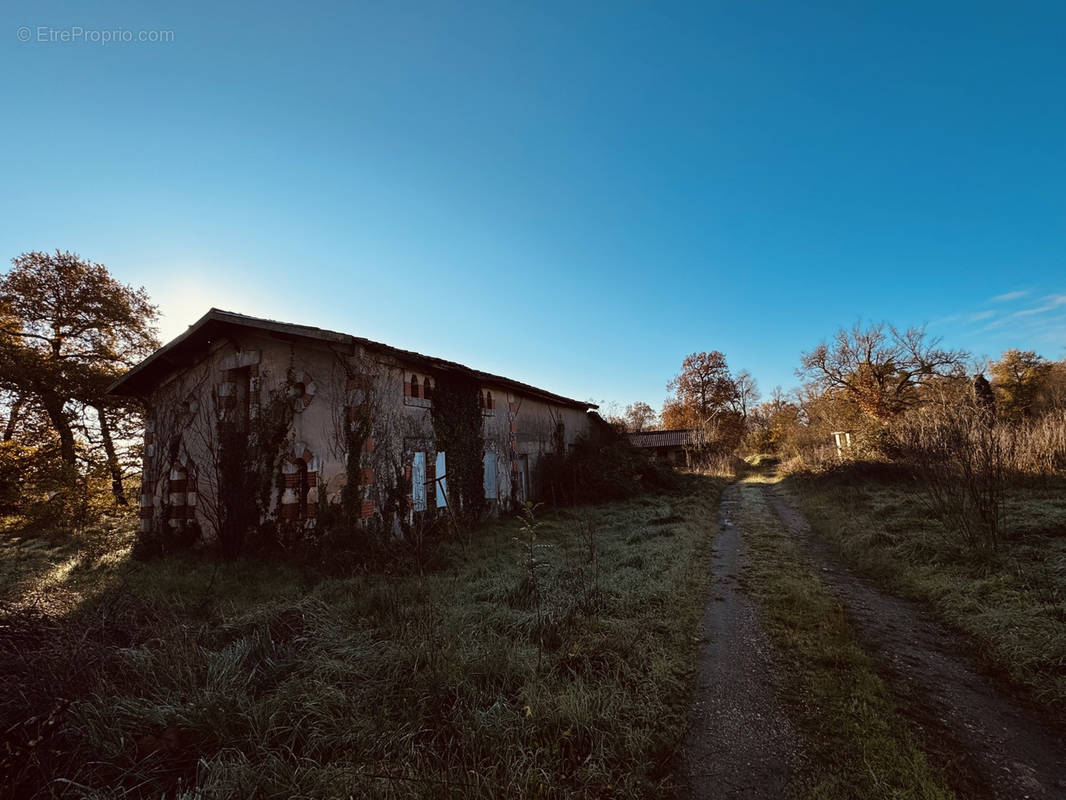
[136,329,593,543]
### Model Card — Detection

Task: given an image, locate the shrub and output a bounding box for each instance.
[0,441,117,534]
[889,402,1009,555]
[539,432,678,506]
[1008,409,1066,476]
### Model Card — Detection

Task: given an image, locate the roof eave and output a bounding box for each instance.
[108,308,597,410]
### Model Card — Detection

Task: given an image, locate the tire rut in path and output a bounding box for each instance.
[763,483,1066,800]
[680,483,800,799]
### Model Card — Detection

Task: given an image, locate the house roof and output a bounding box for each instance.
[627,429,695,448]
[107,308,596,410]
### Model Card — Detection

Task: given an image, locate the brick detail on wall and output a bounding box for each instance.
[360,500,376,519]
[509,398,519,502]
[358,467,375,486]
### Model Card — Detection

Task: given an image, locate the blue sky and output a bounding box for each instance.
[3,1,1064,413]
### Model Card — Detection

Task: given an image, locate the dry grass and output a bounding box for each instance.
[737,474,956,800]
[0,477,725,799]
[780,467,1066,707]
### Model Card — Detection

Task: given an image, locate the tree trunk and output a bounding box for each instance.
[3,397,22,441]
[95,405,127,505]
[41,392,76,465]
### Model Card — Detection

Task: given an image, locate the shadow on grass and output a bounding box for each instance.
[0,477,727,799]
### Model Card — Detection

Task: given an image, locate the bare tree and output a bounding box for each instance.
[731,370,760,422]
[622,401,657,432]
[799,323,968,420]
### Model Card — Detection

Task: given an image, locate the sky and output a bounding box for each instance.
[2,1,1064,414]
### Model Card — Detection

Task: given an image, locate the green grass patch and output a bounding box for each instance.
[0,477,725,799]
[780,469,1066,706]
[736,477,956,800]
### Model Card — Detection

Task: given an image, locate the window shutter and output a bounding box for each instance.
[436,451,447,508]
[412,452,426,511]
[483,452,498,499]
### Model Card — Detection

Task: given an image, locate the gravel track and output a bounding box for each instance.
[765,483,1066,800]
[680,483,800,799]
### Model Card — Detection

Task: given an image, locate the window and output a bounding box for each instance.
[483,452,498,499]
[435,451,448,508]
[486,391,494,410]
[412,452,427,511]
[295,458,310,520]
[405,373,433,407]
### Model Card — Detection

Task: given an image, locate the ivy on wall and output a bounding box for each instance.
[218,384,294,555]
[340,382,373,528]
[429,372,485,519]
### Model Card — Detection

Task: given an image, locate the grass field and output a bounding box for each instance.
[0,477,725,799]
[736,471,956,800]
[779,467,1066,708]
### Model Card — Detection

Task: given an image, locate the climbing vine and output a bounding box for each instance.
[430,372,485,519]
[340,380,373,528]
[217,383,294,555]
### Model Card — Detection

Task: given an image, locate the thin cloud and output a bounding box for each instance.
[968,310,996,321]
[991,290,1029,302]
[1014,294,1066,317]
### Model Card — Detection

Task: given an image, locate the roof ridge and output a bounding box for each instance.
[109,308,597,411]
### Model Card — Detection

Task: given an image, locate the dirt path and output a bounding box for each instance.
[764,482,1066,800]
[680,483,800,799]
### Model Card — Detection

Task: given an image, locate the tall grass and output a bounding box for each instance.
[780,468,1066,706]
[0,477,725,799]
[737,478,956,800]
[890,403,1008,555]
[1008,409,1066,475]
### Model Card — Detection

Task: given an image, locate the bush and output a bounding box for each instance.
[0,441,116,534]
[889,402,1008,555]
[539,432,678,506]
[1008,409,1066,476]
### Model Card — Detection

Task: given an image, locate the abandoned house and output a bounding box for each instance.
[626,429,695,466]
[108,309,598,546]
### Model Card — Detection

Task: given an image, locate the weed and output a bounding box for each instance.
[782,465,1066,706]
[737,477,956,799]
[0,477,726,798]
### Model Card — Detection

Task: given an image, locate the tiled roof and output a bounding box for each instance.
[627,429,695,448]
[108,308,596,410]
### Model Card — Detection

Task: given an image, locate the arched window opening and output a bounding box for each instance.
[478,390,485,409]
[485,391,494,410]
[410,374,420,399]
